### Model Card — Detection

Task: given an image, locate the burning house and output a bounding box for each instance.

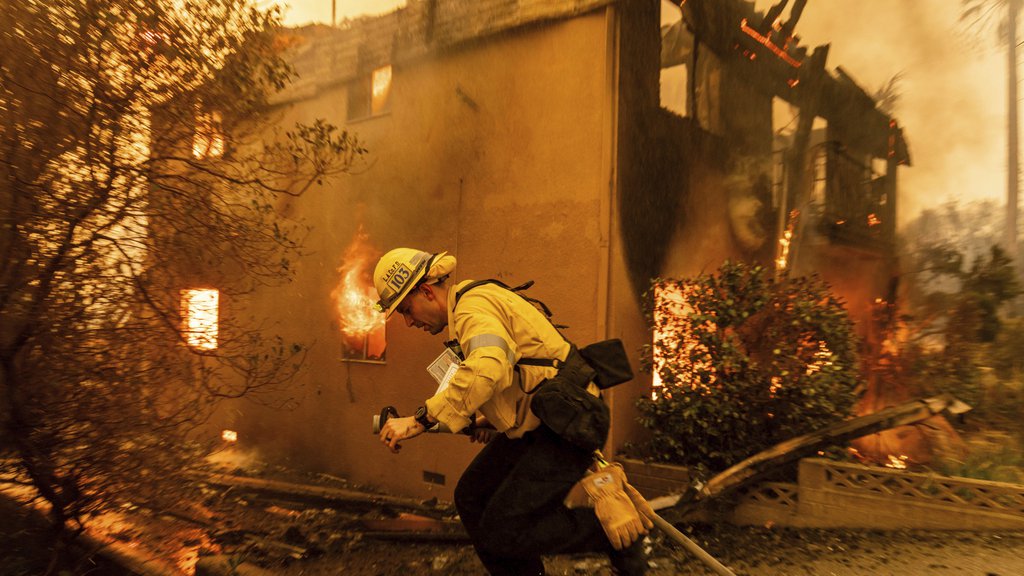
[198,0,911,499]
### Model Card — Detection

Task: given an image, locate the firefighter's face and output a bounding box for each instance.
[396,283,446,335]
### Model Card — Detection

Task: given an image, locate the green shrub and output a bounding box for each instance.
[634,261,862,476]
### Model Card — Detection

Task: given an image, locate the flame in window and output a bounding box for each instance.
[182,288,219,350]
[331,227,386,360]
[371,65,392,115]
[193,109,224,159]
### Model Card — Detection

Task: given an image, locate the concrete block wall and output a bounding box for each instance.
[279,0,615,105]
[731,458,1024,530]
[619,458,691,500]
[620,457,1024,530]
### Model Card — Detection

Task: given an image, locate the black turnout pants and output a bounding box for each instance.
[454,424,611,575]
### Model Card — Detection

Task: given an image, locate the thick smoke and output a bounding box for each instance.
[757,0,1005,226]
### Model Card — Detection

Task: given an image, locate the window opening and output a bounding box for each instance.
[371,65,392,115]
[181,288,219,350]
[348,65,392,121]
[192,109,224,159]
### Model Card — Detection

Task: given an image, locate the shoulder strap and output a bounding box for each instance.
[452,278,570,374]
[454,279,562,328]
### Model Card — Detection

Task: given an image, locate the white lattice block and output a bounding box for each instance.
[797,458,1024,530]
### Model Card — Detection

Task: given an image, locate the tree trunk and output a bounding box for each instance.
[1007,0,1019,259]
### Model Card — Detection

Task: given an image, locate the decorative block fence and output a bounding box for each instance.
[621,457,1024,530]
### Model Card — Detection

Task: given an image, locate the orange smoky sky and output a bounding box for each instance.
[283,0,1008,229]
[276,0,406,25]
[764,0,1006,228]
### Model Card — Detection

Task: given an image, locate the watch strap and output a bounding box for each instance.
[414,406,433,428]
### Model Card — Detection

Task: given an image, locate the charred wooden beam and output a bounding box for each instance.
[361,512,464,534]
[195,472,440,513]
[658,394,970,522]
[361,531,471,543]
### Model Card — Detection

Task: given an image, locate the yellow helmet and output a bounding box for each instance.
[373,248,447,318]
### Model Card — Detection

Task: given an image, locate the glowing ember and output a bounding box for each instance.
[739,18,803,68]
[885,454,908,469]
[331,227,386,354]
[775,209,799,273]
[805,340,833,375]
[181,289,219,350]
[222,429,238,443]
[867,212,881,227]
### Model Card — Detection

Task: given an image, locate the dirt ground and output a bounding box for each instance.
[4,463,1024,576]
[184,460,1024,576]
[246,523,1024,576]
[171,470,1024,576]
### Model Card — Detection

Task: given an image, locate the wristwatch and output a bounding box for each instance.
[414,405,433,429]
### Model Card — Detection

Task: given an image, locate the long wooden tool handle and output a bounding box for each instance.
[647,511,737,576]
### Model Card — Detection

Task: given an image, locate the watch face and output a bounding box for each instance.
[415,406,430,426]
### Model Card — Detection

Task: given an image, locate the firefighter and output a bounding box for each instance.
[374,247,650,575]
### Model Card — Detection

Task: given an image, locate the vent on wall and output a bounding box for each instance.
[422,470,446,486]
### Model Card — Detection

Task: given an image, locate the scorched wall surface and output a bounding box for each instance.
[207,9,617,501]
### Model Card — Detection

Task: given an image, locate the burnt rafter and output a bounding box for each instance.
[757,0,808,42]
[680,0,908,164]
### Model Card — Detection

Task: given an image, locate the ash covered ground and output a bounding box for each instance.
[4,456,1023,576]
[185,459,1024,576]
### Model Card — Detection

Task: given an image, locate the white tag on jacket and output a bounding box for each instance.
[436,363,460,395]
[427,347,461,389]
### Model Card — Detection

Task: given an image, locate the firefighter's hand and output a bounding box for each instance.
[469,415,498,444]
[379,416,425,454]
[469,427,499,444]
[623,476,656,530]
[580,464,649,550]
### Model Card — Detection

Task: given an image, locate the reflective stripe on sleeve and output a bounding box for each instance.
[462,334,515,365]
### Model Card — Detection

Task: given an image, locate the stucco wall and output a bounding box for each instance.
[208,9,616,500]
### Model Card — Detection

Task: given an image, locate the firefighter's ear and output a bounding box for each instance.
[419,282,437,300]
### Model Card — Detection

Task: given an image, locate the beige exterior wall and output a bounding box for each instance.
[196,0,902,501]
[210,9,617,500]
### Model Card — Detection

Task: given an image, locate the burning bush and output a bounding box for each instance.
[634,261,862,476]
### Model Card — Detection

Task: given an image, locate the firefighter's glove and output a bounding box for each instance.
[580,464,649,550]
[622,475,655,531]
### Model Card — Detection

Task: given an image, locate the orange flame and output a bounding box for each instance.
[331,228,384,351]
[775,209,800,272]
[652,282,717,400]
[885,454,908,469]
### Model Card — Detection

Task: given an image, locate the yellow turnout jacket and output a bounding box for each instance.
[424,280,572,438]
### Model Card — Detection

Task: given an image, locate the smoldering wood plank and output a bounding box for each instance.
[660,394,969,522]
[195,472,438,513]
